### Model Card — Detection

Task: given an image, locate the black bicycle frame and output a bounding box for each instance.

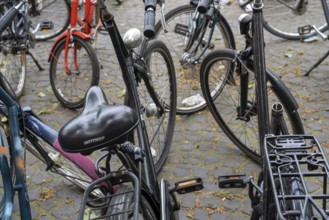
[100,11,160,202]
[251,0,271,218]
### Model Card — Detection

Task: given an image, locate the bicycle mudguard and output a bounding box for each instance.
[48,31,91,62]
[266,70,299,112]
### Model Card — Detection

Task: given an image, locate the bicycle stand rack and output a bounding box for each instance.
[265,135,329,219]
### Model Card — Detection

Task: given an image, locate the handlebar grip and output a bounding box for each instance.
[144,0,156,38]
[197,0,210,14]
[144,8,155,38]
[0,6,19,35]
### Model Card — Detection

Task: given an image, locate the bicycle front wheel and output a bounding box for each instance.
[262,0,329,40]
[28,0,70,41]
[200,49,304,163]
[126,40,176,173]
[155,4,235,114]
[49,36,100,109]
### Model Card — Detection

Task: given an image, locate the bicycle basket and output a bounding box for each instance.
[265,135,329,219]
[78,170,140,220]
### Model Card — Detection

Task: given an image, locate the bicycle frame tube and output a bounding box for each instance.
[103,16,160,200]
[252,0,271,218]
[193,8,220,63]
[0,87,32,219]
[22,111,102,181]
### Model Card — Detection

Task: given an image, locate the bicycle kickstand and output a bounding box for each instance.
[26,50,45,71]
[303,49,329,76]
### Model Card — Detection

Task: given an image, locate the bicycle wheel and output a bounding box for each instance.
[154,4,235,114]
[200,49,304,163]
[28,0,70,41]
[0,51,26,99]
[262,0,329,40]
[49,35,100,109]
[108,184,158,220]
[126,39,176,173]
[0,2,26,99]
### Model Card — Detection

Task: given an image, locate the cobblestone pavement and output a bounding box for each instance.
[9,0,329,219]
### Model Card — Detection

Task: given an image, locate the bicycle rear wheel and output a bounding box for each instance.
[0,2,26,99]
[0,48,26,100]
[108,184,158,220]
[200,49,304,163]
[262,0,329,40]
[126,40,176,173]
[49,35,100,109]
[154,4,235,114]
[28,0,70,41]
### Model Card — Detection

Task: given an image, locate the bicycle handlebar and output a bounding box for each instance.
[0,2,24,36]
[144,0,156,38]
[197,0,210,14]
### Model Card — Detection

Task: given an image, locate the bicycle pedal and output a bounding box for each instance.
[174,177,203,194]
[40,21,54,31]
[218,174,247,188]
[298,25,312,35]
[174,23,188,36]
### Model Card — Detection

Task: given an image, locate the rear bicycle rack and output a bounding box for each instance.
[78,170,140,220]
[265,135,329,219]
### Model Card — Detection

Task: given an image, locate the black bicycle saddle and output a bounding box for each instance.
[59,86,139,154]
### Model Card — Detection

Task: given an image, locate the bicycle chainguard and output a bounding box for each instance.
[174,23,188,36]
[218,174,247,188]
[174,177,203,194]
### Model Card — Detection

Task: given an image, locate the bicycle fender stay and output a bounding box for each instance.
[48,31,91,62]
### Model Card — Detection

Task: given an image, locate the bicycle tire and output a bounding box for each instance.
[28,0,70,41]
[49,35,100,109]
[0,2,27,99]
[154,4,235,114]
[200,49,304,163]
[108,184,158,220]
[262,0,329,40]
[126,39,176,174]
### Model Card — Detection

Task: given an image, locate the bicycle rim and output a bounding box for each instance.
[200,49,303,163]
[262,0,329,40]
[29,0,70,41]
[154,4,235,114]
[49,36,100,109]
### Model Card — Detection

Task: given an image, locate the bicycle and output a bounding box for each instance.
[0,0,46,99]
[57,0,204,218]
[238,0,329,41]
[48,0,101,109]
[0,0,191,218]
[28,0,71,41]
[200,13,304,164]
[154,0,236,114]
[201,0,329,218]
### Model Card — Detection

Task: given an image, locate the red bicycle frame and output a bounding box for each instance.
[49,0,101,73]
